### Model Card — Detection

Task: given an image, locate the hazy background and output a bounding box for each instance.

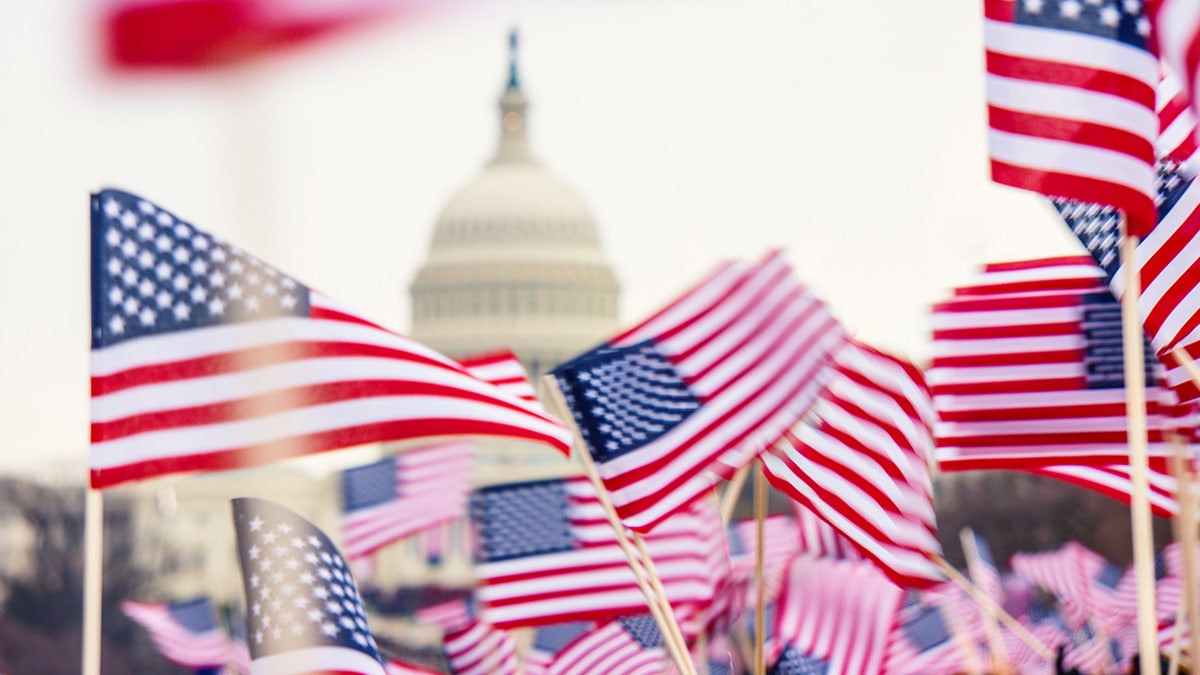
[0,0,1085,478]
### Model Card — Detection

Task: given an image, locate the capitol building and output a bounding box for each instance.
[128,33,621,620]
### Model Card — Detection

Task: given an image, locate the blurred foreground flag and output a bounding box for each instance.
[930,256,1178,469]
[983,0,1159,236]
[232,497,386,675]
[121,596,231,670]
[100,0,417,70]
[552,251,844,533]
[89,189,569,488]
[1152,1,1200,139]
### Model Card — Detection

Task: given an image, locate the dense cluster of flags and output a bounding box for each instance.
[90,0,1200,672]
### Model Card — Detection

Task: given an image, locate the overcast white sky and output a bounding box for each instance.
[0,0,1085,479]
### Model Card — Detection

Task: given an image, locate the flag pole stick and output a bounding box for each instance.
[931,556,1054,661]
[720,462,752,525]
[753,460,767,675]
[82,488,104,675]
[542,376,697,675]
[1169,434,1200,670]
[1120,232,1162,675]
[959,529,1011,675]
[629,530,698,675]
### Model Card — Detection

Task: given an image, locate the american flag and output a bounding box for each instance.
[231,498,386,675]
[1152,1,1200,145]
[120,597,231,669]
[881,595,968,675]
[521,621,594,674]
[1010,541,1118,631]
[772,557,904,675]
[761,340,945,589]
[983,0,1160,236]
[931,256,1180,469]
[101,0,413,70]
[727,514,800,606]
[458,350,540,405]
[470,476,726,630]
[441,606,519,675]
[552,251,844,533]
[89,189,569,488]
[541,615,667,675]
[339,441,473,561]
[792,502,863,562]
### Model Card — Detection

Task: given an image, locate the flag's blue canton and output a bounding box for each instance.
[617,614,663,649]
[553,340,702,463]
[1155,549,1168,579]
[1096,561,1124,589]
[91,189,309,348]
[904,606,951,652]
[232,498,381,664]
[1081,291,1155,388]
[532,621,591,654]
[769,646,829,675]
[471,479,573,563]
[1054,160,1193,282]
[1014,0,1149,50]
[707,657,735,675]
[168,597,219,633]
[341,458,395,512]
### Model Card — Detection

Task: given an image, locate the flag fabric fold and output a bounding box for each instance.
[771,557,904,675]
[552,250,844,533]
[761,339,945,589]
[231,497,386,675]
[121,596,231,669]
[89,189,569,488]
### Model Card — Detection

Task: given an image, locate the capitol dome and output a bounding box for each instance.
[410,34,619,377]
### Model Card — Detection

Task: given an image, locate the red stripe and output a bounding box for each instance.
[983,0,1015,22]
[990,160,1156,236]
[989,104,1156,160]
[934,291,1088,311]
[936,401,1133,422]
[986,52,1156,110]
[92,378,539,442]
[939,428,1163,448]
[930,377,1086,395]
[91,417,562,488]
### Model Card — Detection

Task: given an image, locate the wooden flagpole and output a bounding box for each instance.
[720,462,752,526]
[1169,435,1200,671]
[932,556,1054,661]
[753,461,767,675]
[541,376,697,675]
[1120,233,1162,675]
[82,488,104,675]
[959,529,1011,675]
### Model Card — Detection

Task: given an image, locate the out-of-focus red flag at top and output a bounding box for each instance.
[99,0,420,70]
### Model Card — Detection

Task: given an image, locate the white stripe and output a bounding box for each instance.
[988,127,1156,193]
[926,361,1081,386]
[250,646,386,675]
[933,387,1130,410]
[930,333,1082,358]
[985,18,1159,84]
[988,73,1158,139]
[931,305,1082,330]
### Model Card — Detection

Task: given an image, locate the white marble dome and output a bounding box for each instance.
[410,43,619,378]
